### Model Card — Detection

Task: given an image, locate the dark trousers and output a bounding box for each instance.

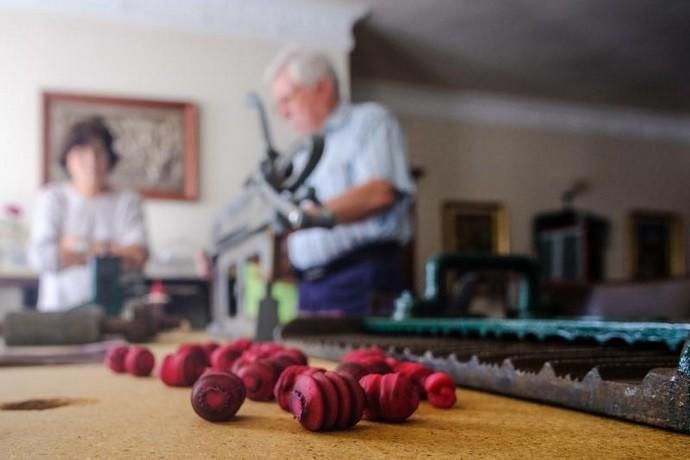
[296,244,403,317]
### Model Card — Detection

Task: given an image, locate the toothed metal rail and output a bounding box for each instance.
[279,318,690,433]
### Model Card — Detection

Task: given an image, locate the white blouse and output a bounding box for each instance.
[28,182,148,311]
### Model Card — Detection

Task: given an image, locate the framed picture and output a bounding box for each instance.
[627,210,685,280]
[441,201,509,254]
[42,92,198,200]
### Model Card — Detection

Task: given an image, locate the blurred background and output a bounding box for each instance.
[0,0,689,325]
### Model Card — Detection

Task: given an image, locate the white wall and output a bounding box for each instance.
[0,8,349,268]
[353,81,690,286]
[399,115,690,284]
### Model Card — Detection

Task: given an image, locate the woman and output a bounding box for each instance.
[28,116,148,311]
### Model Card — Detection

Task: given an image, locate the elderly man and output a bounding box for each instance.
[266,49,415,317]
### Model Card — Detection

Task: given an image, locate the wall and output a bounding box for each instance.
[398,115,690,285]
[0,8,349,271]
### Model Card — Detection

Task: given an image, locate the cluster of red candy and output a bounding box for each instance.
[104,345,155,377]
[337,347,457,418]
[104,340,456,432]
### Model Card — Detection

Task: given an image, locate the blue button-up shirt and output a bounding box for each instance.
[287,102,415,270]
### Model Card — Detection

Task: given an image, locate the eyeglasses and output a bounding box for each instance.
[274,84,305,111]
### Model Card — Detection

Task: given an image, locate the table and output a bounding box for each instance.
[1,332,688,459]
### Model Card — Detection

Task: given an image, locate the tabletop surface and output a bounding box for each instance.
[1,331,689,459]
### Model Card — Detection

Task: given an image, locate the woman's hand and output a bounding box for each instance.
[108,244,148,271]
[58,236,89,268]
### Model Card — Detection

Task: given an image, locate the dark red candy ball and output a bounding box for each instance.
[424,372,457,409]
[274,365,320,412]
[324,371,352,430]
[177,344,210,367]
[191,370,246,422]
[359,373,419,422]
[394,362,434,399]
[287,371,363,431]
[340,372,365,428]
[335,362,368,382]
[342,347,387,363]
[228,337,253,351]
[236,360,277,401]
[210,344,244,372]
[311,372,339,430]
[160,349,208,387]
[201,342,220,363]
[124,346,155,377]
[289,373,329,431]
[268,352,304,375]
[282,348,308,366]
[384,356,400,369]
[357,357,393,375]
[105,345,130,373]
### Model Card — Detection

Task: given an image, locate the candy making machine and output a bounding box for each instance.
[279,254,690,433]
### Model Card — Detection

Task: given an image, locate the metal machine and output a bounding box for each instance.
[208,93,335,340]
[279,254,690,433]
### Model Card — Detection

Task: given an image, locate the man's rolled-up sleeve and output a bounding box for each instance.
[350,110,415,197]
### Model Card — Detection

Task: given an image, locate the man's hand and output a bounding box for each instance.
[301,205,337,229]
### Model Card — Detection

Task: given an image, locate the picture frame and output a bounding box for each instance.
[42,92,199,200]
[627,209,685,280]
[441,201,509,254]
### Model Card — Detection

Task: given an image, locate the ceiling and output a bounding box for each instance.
[351,0,690,112]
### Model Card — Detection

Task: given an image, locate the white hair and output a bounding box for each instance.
[264,48,339,95]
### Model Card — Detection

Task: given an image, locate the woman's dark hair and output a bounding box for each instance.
[59,116,119,173]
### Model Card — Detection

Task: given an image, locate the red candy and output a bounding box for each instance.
[394,362,434,399]
[191,369,246,422]
[177,344,210,367]
[342,347,387,363]
[201,342,220,362]
[384,356,400,369]
[340,372,365,428]
[281,348,308,366]
[289,373,326,431]
[242,342,284,362]
[125,346,155,377]
[160,348,208,387]
[105,345,130,373]
[357,357,392,375]
[210,344,244,371]
[335,362,368,382]
[359,373,419,422]
[274,366,323,412]
[235,360,277,401]
[268,352,304,374]
[325,371,352,430]
[424,372,457,409]
[312,372,339,430]
[341,348,391,376]
[229,338,253,351]
[289,371,364,431]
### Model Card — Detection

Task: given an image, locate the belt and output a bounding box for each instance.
[294,240,401,282]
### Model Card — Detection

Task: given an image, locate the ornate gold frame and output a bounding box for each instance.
[441,201,510,254]
[627,209,686,279]
[42,92,199,201]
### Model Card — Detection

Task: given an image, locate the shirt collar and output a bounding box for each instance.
[321,102,352,135]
